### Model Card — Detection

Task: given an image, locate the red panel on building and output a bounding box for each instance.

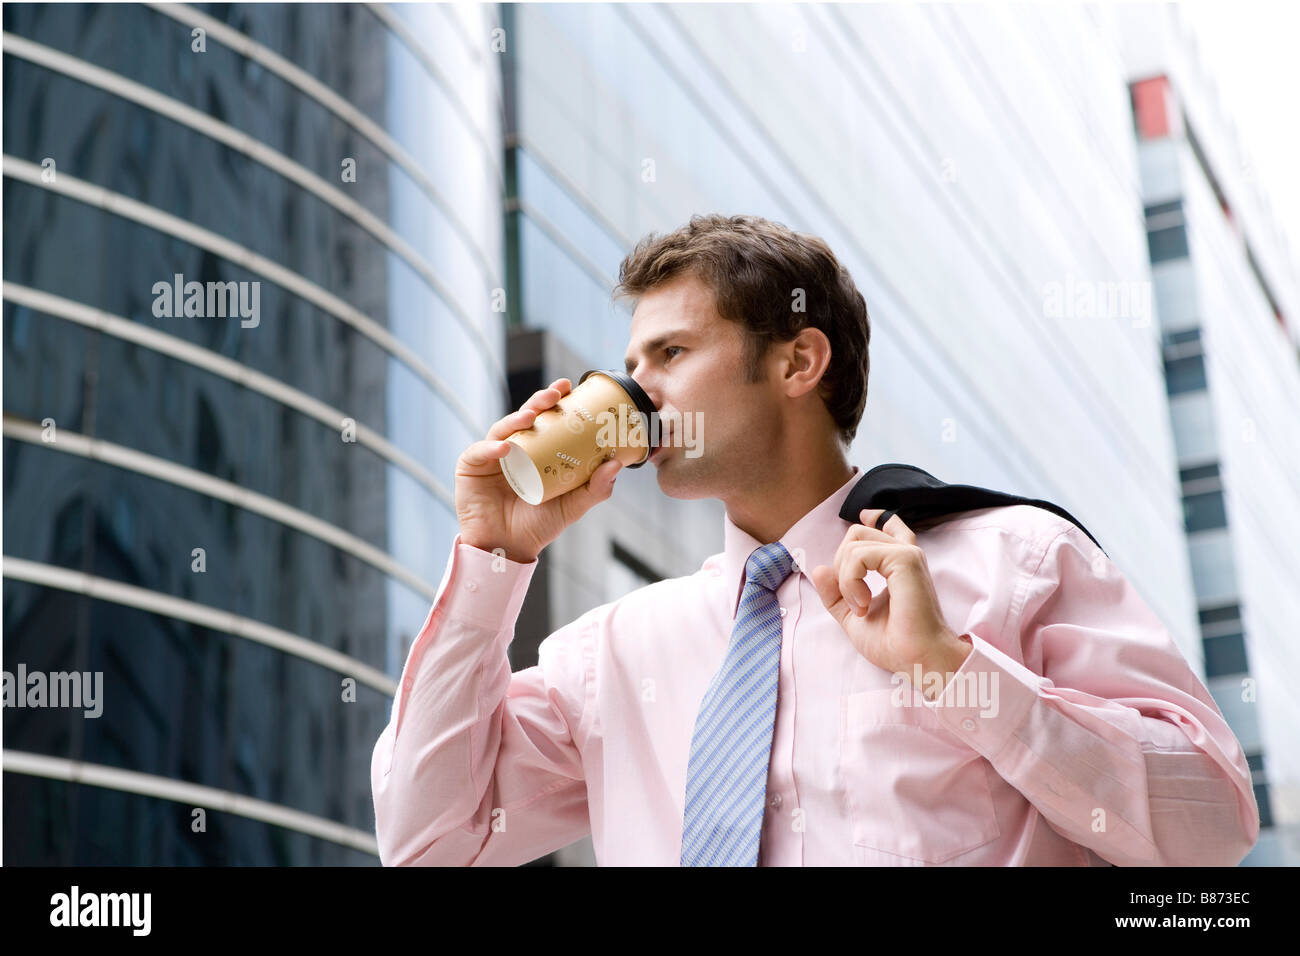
[1132,75,1172,139]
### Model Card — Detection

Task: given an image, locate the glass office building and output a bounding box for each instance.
[3,2,506,863]
[1116,3,1300,866]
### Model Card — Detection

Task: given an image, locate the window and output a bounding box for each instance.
[1148,227,1189,262]
[1165,354,1207,394]
[1198,602,1240,628]
[1163,327,1203,347]
[1145,199,1184,219]
[1163,328,1205,394]
[9,304,31,352]
[1182,461,1226,532]
[1183,491,1228,532]
[1255,784,1273,829]
[1180,462,1220,484]
[1146,199,1189,263]
[1203,632,1248,677]
[1198,602,1248,677]
[1246,754,1274,830]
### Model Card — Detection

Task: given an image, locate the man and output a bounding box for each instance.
[371,214,1258,866]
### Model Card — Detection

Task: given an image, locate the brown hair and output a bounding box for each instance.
[612,213,871,446]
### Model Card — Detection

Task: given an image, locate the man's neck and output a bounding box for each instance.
[725,455,856,544]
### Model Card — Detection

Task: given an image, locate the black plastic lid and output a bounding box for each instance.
[577,369,659,468]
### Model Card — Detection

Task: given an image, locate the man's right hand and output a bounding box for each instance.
[455,378,624,564]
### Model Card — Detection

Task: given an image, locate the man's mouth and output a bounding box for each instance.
[651,421,675,462]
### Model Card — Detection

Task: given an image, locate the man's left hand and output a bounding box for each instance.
[810,509,971,691]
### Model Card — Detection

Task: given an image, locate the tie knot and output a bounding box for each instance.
[744,542,794,592]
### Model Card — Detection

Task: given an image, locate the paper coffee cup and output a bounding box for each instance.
[499,370,658,505]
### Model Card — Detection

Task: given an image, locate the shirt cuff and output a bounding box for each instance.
[437,532,539,630]
[919,626,1045,758]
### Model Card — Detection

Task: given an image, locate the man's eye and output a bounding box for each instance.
[665,346,683,360]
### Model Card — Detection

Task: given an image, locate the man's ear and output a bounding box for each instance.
[784,327,832,397]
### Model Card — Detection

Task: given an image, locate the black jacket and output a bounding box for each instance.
[839,463,1104,555]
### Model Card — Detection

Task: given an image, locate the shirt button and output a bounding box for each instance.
[769,793,783,809]
[466,581,478,592]
[961,718,976,731]
[779,607,787,617]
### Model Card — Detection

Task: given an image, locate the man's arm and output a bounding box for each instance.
[370,533,593,866]
[922,523,1260,866]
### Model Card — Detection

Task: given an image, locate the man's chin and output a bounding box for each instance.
[653,454,712,499]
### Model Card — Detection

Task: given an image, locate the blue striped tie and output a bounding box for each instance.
[680,541,795,866]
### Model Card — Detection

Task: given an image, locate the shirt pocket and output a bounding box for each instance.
[839,688,1000,863]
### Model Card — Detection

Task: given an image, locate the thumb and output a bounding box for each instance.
[810,564,853,628]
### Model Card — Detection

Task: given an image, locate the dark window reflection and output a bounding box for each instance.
[3,440,445,673]
[3,200,483,486]
[2,63,499,404]
[3,579,389,834]
[1148,225,1189,263]
[3,301,89,430]
[1164,353,1207,394]
[1254,782,1273,829]
[1203,631,1249,677]
[1199,603,1240,626]
[1,192,484,476]
[1183,490,1228,533]
[3,773,379,865]
[2,0,502,866]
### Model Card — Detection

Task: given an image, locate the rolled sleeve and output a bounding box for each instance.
[924,523,1259,866]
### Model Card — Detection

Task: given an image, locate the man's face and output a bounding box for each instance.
[622,273,779,499]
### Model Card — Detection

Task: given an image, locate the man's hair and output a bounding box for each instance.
[612,213,871,447]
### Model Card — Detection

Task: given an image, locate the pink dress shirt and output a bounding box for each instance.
[371,466,1259,865]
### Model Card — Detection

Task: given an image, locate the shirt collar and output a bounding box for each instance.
[719,465,862,619]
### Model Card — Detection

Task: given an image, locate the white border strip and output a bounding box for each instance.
[3,750,379,856]
[1,33,506,399]
[144,1,502,289]
[2,414,437,604]
[3,282,453,511]
[2,556,396,695]
[367,1,505,148]
[2,153,489,438]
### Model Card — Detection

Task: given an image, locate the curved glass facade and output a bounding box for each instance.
[3,2,505,864]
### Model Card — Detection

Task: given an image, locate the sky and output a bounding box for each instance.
[1181,0,1300,280]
